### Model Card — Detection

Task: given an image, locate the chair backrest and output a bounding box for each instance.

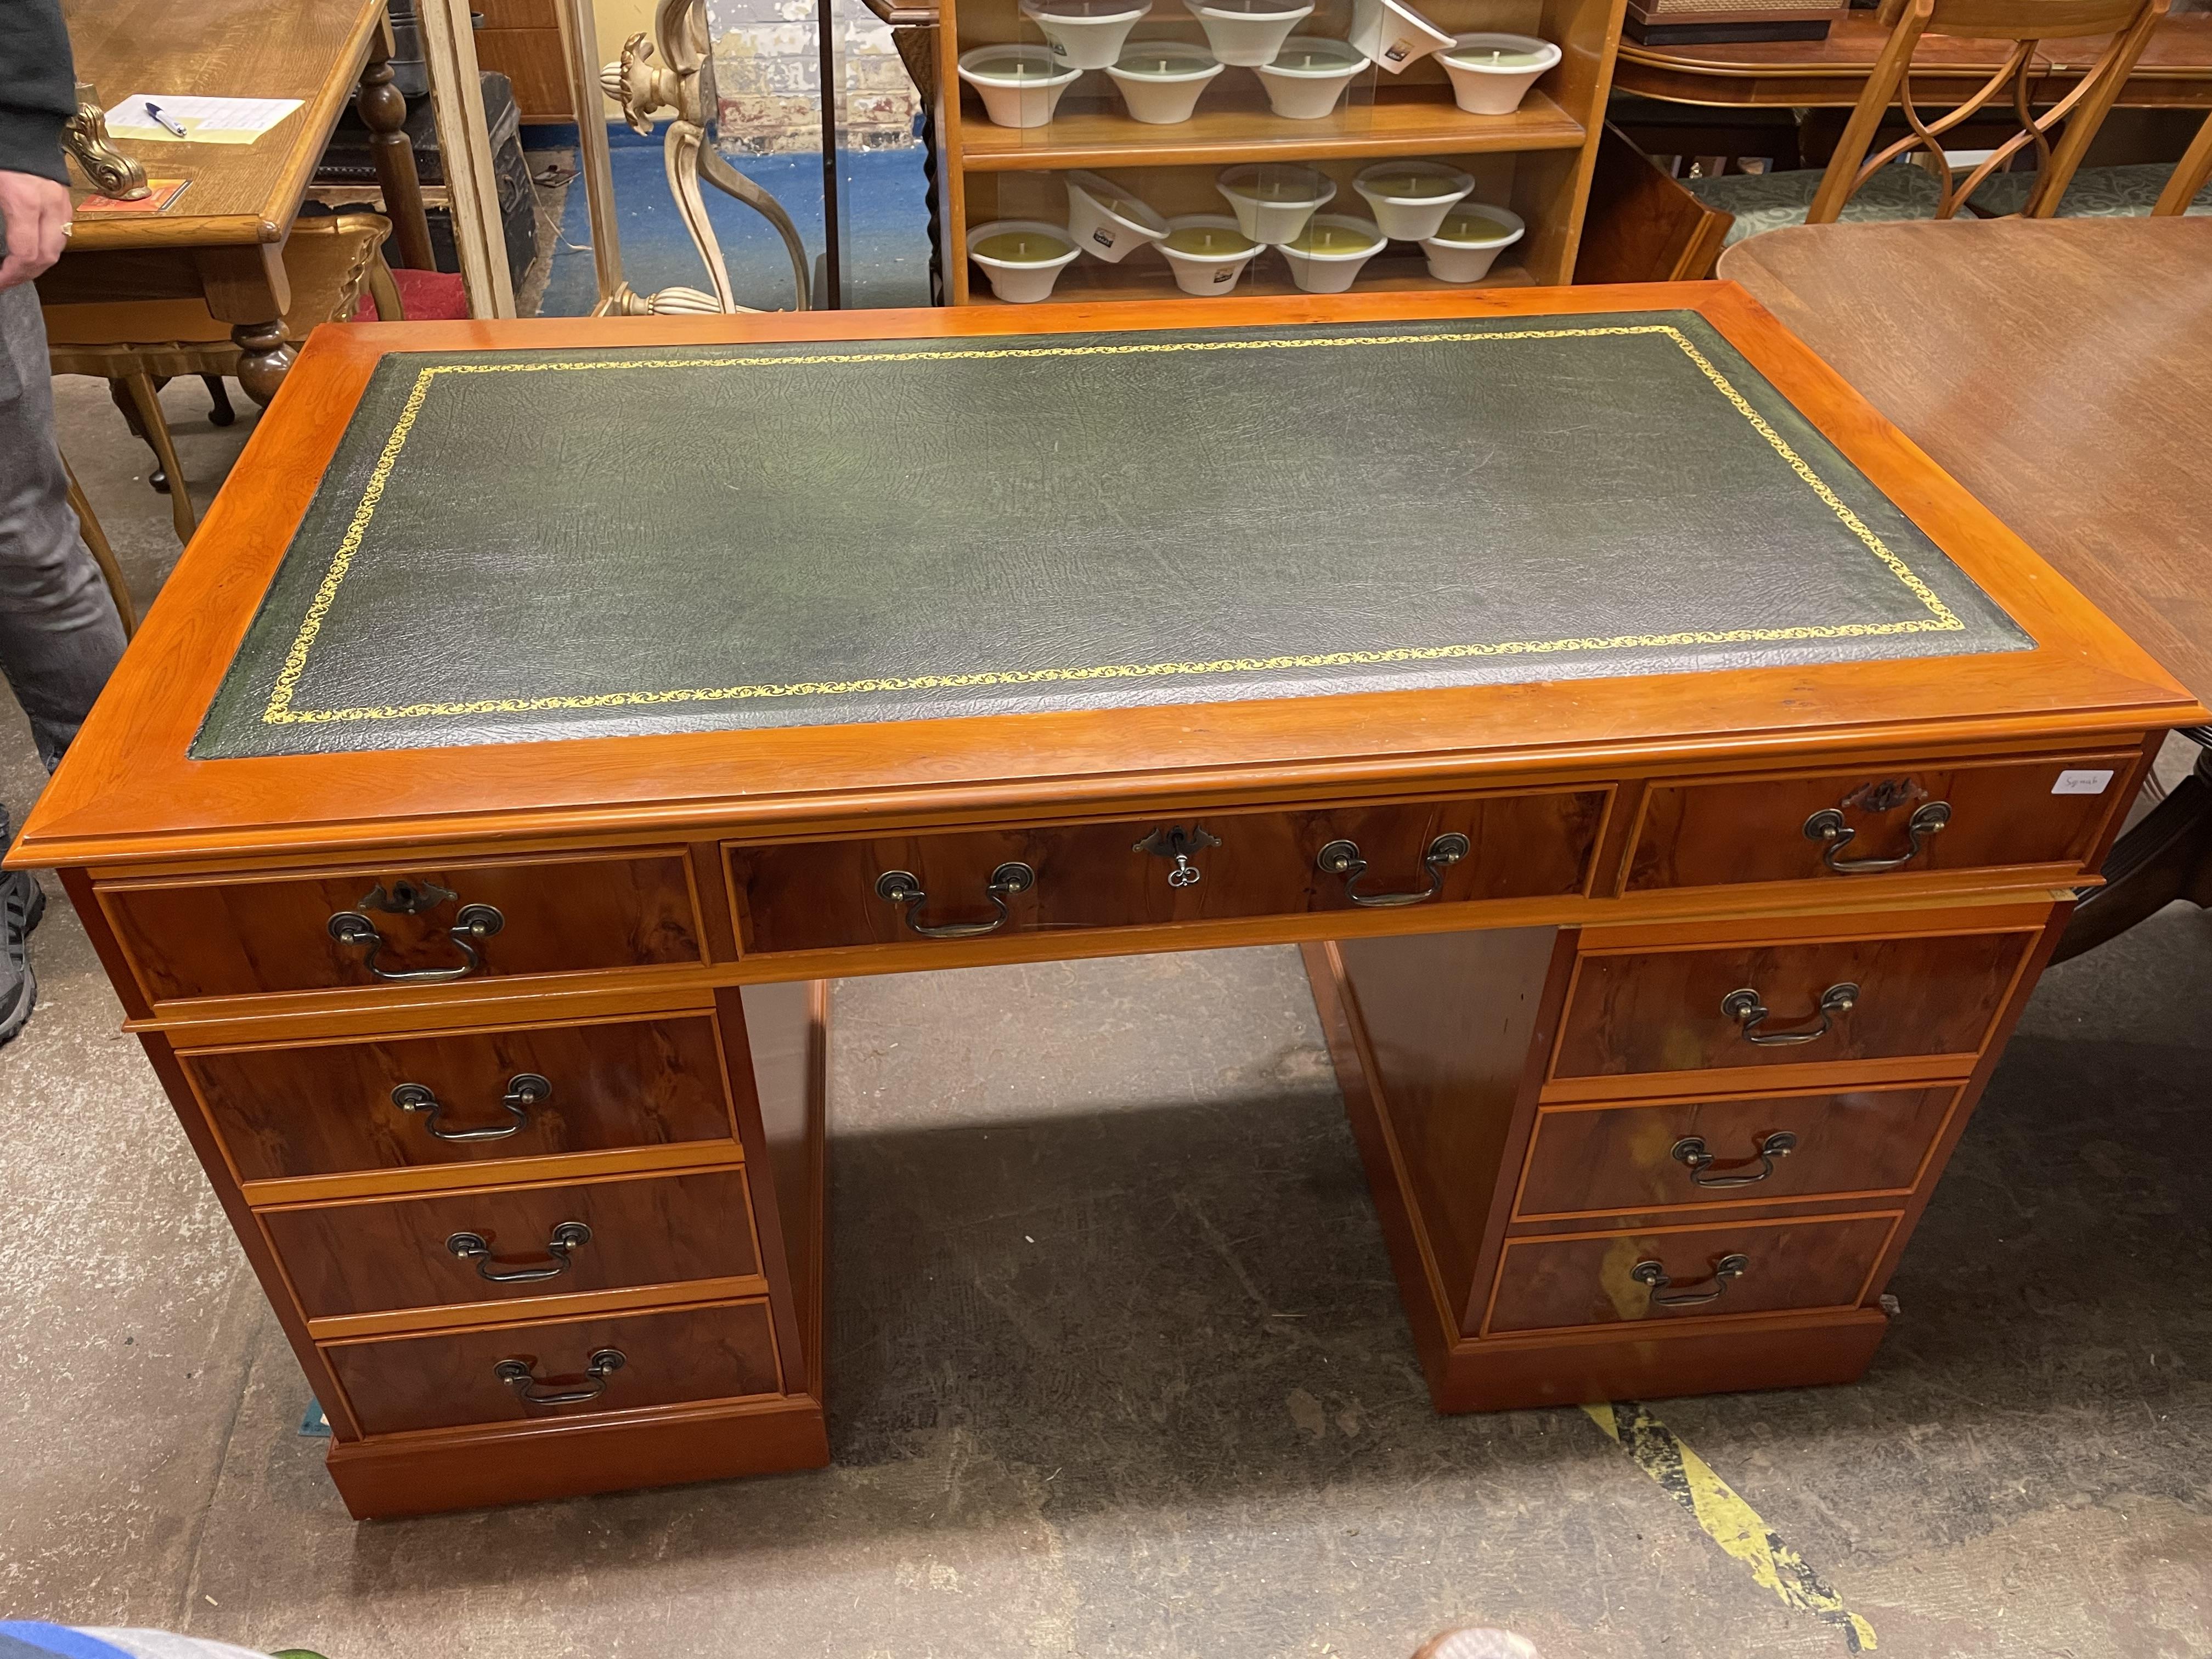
[1807,0,2169,224]
[2154,106,2212,214]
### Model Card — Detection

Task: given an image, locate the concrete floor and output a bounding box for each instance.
[3,379,2210,1659]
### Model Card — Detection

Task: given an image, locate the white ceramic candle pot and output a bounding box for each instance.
[1063,171,1171,262]
[1105,41,1226,122]
[957,45,1084,127]
[1346,0,1452,72]
[1436,31,1560,114]
[1277,212,1385,292]
[1253,34,1366,118]
[1215,162,1336,242]
[967,219,1084,301]
[1351,159,1474,241]
[1019,0,1153,69]
[1156,213,1265,295]
[1418,202,1525,283]
[1181,0,1314,66]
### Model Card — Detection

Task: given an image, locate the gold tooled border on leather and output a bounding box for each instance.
[259,326,1965,729]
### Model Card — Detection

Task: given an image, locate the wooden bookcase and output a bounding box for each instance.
[935,0,1629,302]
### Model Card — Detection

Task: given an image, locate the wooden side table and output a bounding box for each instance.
[1721,217,2212,957]
[44,0,434,400]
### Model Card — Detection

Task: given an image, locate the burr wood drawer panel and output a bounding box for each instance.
[101,850,706,1003]
[1550,926,2036,1082]
[727,789,1610,954]
[264,1168,761,1322]
[184,1014,737,1183]
[1514,1085,1962,1220]
[1624,751,2136,893]
[1484,1214,1901,1335]
[326,1300,784,1437]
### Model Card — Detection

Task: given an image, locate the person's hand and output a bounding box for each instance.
[0,170,74,290]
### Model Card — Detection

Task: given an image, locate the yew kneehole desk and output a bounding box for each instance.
[13,287,2201,1519]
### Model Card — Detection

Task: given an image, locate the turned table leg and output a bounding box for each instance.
[229,320,297,408]
[359,23,436,270]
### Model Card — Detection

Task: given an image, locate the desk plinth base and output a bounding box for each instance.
[328,1393,831,1520]
[1305,937,1893,1415]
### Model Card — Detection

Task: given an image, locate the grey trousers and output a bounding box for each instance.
[0,278,126,814]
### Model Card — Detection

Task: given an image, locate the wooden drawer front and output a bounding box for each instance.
[328,1300,782,1437]
[1626,752,2134,893]
[187,1015,735,1184]
[730,791,1607,954]
[265,1169,760,1322]
[1486,1215,1898,1334]
[104,851,704,1002]
[1552,928,2034,1081]
[1515,1086,1960,1220]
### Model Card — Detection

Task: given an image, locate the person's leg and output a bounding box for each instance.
[0,280,126,767]
[0,278,126,1043]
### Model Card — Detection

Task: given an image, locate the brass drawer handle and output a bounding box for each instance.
[1803,800,1951,874]
[391,1072,549,1142]
[1633,1252,1750,1309]
[1722,981,1857,1046]
[1316,832,1470,908]
[447,1220,592,1283]
[875,861,1035,939]
[1672,1131,1798,1188]
[327,901,504,982]
[495,1347,625,1407]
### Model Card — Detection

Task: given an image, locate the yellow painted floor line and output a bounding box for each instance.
[1584,1401,1878,1654]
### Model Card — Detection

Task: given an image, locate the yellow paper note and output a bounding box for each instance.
[105,94,304,145]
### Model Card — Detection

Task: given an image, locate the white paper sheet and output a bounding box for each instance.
[104,94,305,145]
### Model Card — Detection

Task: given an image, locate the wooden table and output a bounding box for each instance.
[10,288,2203,1519]
[1615,12,2212,108]
[1721,217,2212,956]
[44,0,435,402]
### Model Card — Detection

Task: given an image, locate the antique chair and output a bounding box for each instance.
[1683,0,2169,251]
[42,212,403,544]
[59,458,136,636]
[1971,103,2212,213]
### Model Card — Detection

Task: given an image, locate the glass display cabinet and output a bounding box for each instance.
[934,0,1623,302]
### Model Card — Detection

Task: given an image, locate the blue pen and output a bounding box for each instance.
[143,100,189,137]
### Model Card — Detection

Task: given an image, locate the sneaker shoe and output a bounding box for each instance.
[0,868,48,1046]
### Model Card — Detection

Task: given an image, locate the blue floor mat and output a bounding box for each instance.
[537,138,933,317]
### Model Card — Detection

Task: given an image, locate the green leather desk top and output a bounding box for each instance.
[193,312,2028,759]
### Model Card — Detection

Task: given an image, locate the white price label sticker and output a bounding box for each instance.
[2052,769,2115,796]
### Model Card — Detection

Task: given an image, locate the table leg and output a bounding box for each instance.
[2053,736,2212,963]
[359,26,436,271]
[117,371,198,543]
[228,321,297,408]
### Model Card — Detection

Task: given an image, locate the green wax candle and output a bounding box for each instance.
[1361,171,1463,198]
[970,53,1059,78]
[1163,225,1257,254]
[973,230,1074,262]
[1443,44,1548,67]
[1433,210,1514,243]
[1114,50,1214,74]
[1239,177,1322,201]
[1284,221,1379,254]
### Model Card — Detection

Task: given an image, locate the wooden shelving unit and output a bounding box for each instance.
[935,0,1629,302]
[957,87,1586,169]
[964,247,1536,302]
